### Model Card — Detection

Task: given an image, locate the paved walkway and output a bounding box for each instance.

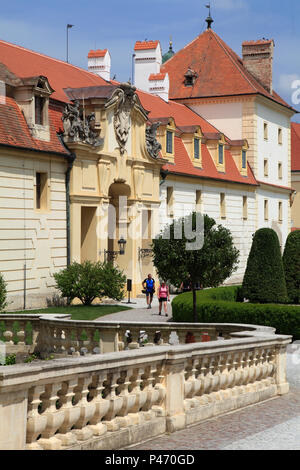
[95,296,175,323]
[129,345,300,450]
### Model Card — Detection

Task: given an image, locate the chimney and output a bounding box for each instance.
[148,73,169,102]
[88,49,111,81]
[134,40,162,92]
[242,39,274,93]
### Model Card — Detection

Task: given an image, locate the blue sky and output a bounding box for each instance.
[1,0,300,120]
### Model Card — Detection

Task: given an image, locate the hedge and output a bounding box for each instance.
[242,228,287,304]
[172,287,300,340]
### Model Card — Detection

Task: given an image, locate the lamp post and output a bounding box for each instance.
[66,24,74,63]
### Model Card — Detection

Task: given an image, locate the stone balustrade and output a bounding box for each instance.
[0,313,274,358]
[0,319,291,450]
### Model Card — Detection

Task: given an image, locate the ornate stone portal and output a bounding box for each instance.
[62,100,103,147]
[105,82,138,155]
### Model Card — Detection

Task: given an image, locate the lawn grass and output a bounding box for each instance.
[7,304,132,321]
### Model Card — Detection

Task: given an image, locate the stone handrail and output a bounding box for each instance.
[0,323,292,450]
[0,314,276,357]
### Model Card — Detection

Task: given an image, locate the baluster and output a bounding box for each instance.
[128,367,147,425]
[3,321,14,345]
[88,373,109,436]
[102,372,124,431]
[265,348,276,386]
[255,349,264,390]
[231,352,242,396]
[127,328,140,349]
[16,321,26,346]
[118,328,127,351]
[56,378,81,444]
[38,383,66,450]
[26,386,48,450]
[72,376,96,441]
[115,368,136,427]
[218,354,230,400]
[199,356,212,405]
[210,356,222,401]
[160,329,171,345]
[141,365,157,420]
[152,364,166,416]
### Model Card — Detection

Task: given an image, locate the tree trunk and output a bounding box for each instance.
[192,285,197,323]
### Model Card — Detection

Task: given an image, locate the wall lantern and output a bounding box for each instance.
[118,236,127,255]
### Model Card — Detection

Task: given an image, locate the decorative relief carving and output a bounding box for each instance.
[105,82,138,155]
[62,100,103,147]
[146,122,162,159]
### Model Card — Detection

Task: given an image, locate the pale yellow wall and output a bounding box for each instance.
[0,148,67,309]
[292,173,300,228]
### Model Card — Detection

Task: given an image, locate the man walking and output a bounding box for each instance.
[142,274,156,309]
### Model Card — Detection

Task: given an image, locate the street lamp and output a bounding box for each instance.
[118,236,127,255]
[66,24,74,63]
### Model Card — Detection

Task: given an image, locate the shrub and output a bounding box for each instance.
[283,231,300,304]
[172,287,300,339]
[53,261,126,305]
[242,228,287,304]
[0,273,7,311]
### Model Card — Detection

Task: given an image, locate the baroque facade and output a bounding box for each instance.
[0,23,297,308]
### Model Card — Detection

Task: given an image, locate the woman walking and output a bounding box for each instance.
[158,281,170,317]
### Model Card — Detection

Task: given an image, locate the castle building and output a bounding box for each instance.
[291,123,300,231]
[0,20,297,308]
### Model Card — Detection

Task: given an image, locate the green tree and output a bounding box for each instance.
[152,213,239,322]
[0,272,7,311]
[54,261,126,305]
[242,228,287,304]
[283,231,300,304]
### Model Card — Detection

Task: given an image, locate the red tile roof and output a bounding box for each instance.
[0,39,108,103]
[292,227,300,232]
[162,137,257,186]
[291,122,300,171]
[161,29,294,111]
[149,73,166,81]
[137,89,217,133]
[134,41,159,51]
[242,39,274,46]
[0,96,67,154]
[88,49,108,58]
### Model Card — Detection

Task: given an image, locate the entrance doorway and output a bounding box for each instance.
[81,206,97,262]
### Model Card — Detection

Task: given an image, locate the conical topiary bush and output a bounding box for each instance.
[283,231,300,304]
[242,228,288,304]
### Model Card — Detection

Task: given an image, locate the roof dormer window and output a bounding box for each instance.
[35,96,45,125]
[242,150,247,169]
[218,144,224,165]
[166,130,173,154]
[194,138,200,159]
[184,68,198,87]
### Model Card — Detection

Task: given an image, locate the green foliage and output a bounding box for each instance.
[242,228,288,304]
[172,287,300,340]
[5,354,16,366]
[0,272,7,311]
[283,231,300,304]
[152,214,239,289]
[53,261,126,305]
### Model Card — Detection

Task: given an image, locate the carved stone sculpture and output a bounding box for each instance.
[105,82,138,155]
[146,122,162,159]
[62,101,103,147]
